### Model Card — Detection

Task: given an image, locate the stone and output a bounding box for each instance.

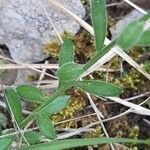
[0,61,17,85]
[0,68,17,85]
[0,46,17,85]
[0,0,85,63]
[110,10,144,39]
[14,69,38,85]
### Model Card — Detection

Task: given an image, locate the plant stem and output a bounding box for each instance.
[20,40,116,128]
[83,40,116,71]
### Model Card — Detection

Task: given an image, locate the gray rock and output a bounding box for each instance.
[0,0,85,63]
[110,10,144,39]
[0,69,17,85]
[15,69,38,85]
[0,60,17,85]
[0,47,17,85]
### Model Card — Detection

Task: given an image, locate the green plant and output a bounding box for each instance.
[1,0,150,149]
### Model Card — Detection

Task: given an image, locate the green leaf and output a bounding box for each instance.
[59,38,74,67]
[24,131,41,145]
[36,113,56,139]
[18,36,117,128]
[41,96,70,115]
[138,31,150,46]
[56,62,83,87]
[74,80,122,97]
[135,12,150,46]
[91,0,107,52]
[117,21,144,50]
[16,84,45,103]
[139,12,150,22]
[0,137,13,150]
[18,138,150,150]
[4,88,24,125]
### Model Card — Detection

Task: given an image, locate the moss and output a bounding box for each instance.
[98,46,150,96]
[42,14,118,63]
[129,126,139,139]
[42,31,71,58]
[43,40,60,58]
[143,61,150,73]
[81,0,90,5]
[128,47,144,61]
[83,126,103,138]
[108,15,116,28]
[42,30,95,63]
[27,74,38,82]
[42,24,149,147]
[113,68,149,96]
[51,89,86,128]
[109,117,130,138]
[126,126,139,149]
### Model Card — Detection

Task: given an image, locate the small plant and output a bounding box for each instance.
[1,0,150,149]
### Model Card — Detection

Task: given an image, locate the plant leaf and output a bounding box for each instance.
[18,137,150,150]
[116,21,144,50]
[135,12,150,46]
[36,113,56,139]
[0,137,14,150]
[41,96,70,115]
[56,62,83,87]
[74,80,122,97]
[16,84,45,103]
[91,0,107,52]
[4,88,24,125]
[24,131,41,145]
[139,12,150,22]
[137,31,150,46]
[18,27,117,129]
[59,38,74,67]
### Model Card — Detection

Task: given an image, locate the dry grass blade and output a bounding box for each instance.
[125,91,150,101]
[123,0,148,14]
[1,97,149,142]
[81,50,116,77]
[0,53,57,79]
[37,60,49,87]
[86,93,115,150]
[113,48,150,80]
[0,63,59,70]
[0,63,117,72]
[107,97,150,116]
[80,75,115,150]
